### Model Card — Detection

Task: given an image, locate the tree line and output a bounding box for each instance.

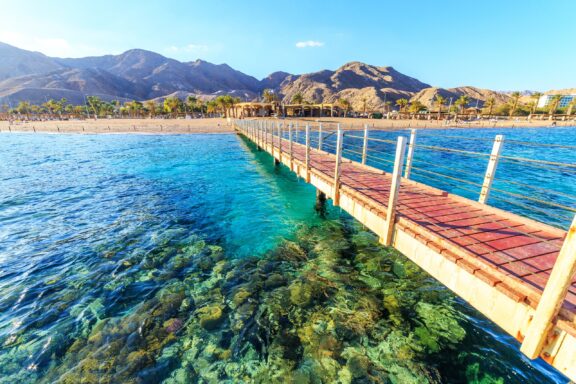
[393,92,575,119]
[2,90,574,120]
[0,95,246,119]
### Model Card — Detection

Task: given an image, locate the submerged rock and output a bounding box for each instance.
[197,305,225,330]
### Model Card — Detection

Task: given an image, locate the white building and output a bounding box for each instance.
[537,94,576,108]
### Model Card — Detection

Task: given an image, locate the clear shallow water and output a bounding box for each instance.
[0,132,569,383]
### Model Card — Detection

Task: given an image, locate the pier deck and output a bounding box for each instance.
[236,120,576,381]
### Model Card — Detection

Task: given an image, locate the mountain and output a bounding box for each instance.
[410,86,510,109]
[275,62,430,110]
[0,41,556,110]
[57,50,261,98]
[0,42,63,81]
[0,68,145,104]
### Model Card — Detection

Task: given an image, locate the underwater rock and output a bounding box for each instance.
[288,281,314,307]
[230,288,251,309]
[164,318,184,333]
[197,305,225,330]
[264,273,287,290]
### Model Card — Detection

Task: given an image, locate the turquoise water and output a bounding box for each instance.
[0,132,570,383]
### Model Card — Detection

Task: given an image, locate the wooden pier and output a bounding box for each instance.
[235,119,576,381]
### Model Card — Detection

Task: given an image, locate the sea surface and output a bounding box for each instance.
[0,128,573,383]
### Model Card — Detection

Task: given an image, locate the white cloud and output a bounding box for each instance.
[295,40,324,48]
[0,31,105,57]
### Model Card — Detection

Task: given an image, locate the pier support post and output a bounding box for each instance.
[315,189,327,216]
[333,125,344,206]
[305,124,311,182]
[362,124,369,165]
[479,135,504,204]
[382,136,407,246]
[318,123,323,151]
[404,129,417,178]
[520,214,576,358]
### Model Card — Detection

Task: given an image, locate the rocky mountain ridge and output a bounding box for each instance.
[0,41,561,110]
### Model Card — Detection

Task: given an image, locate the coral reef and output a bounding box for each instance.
[1,219,511,384]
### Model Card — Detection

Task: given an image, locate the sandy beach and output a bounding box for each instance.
[1,116,574,134]
[0,118,233,134]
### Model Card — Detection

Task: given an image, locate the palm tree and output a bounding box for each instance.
[408,101,425,115]
[484,97,496,119]
[361,97,368,115]
[86,96,103,118]
[291,92,304,104]
[454,95,470,115]
[214,95,235,118]
[548,95,562,120]
[163,96,182,117]
[337,98,351,117]
[384,101,392,114]
[206,100,218,117]
[16,101,32,117]
[262,89,276,103]
[144,100,158,117]
[186,95,198,115]
[395,98,409,112]
[434,95,446,120]
[196,99,205,118]
[125,100,143,117]
[509,91,521,117]
[531,92,543,114]
[567,98,576,117]
[42,99,59,116]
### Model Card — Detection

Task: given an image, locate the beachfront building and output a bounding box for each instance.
[284,103,341,117]
[537,94,576,108]
[233,102,342,118]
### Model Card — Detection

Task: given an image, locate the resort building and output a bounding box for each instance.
[233,102,342,118]
[537,94,576,108]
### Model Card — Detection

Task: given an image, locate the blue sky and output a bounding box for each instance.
[1,0,575,90]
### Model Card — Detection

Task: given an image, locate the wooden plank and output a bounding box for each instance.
[521,215,576,358]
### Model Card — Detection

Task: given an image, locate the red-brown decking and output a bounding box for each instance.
[266,135,575,316]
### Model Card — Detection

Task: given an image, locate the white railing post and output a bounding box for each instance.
[295,122,299,143]
[479,135,504,204]
[382,136,407,246]
[404,129,417,178]
[289,123,293,171]
[278,123,283,161]
[318,123,323,150]
[305,124,311,182]
[361,124,369,165]
[521,215,576,358]
[270,121,274,149]
[333,124,344,206]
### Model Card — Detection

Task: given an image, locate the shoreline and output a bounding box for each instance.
[1,117,574,134]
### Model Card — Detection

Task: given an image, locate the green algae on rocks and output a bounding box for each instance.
[15,219,496,383]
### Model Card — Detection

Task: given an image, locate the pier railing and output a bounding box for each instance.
[234,118,576,364]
